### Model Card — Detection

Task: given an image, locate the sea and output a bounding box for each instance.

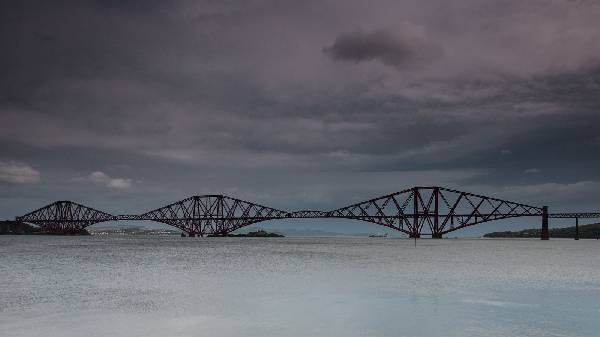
[1,236,598,337]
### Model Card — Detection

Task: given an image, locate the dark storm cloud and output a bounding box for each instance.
[1,0,600,229]
[323,29,438,69]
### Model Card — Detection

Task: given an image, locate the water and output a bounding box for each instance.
[1,236,598,337]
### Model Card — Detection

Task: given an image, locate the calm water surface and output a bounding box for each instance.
[1,236,598,337]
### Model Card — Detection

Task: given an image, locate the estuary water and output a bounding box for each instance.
[1,236,598,337]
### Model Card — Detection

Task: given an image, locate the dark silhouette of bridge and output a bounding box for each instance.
[15,186,600,239]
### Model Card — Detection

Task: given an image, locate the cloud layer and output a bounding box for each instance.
[0,161,40,184]
[0,0,599,231]
[323,29,438,69]
[86,172,132,190]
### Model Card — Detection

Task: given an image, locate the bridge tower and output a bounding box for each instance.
[541,206,549,240]
[431,187,442,238]
[410,187,420,238]
[410,187,443,238]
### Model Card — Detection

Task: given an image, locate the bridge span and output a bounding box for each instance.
[15,186,600,239]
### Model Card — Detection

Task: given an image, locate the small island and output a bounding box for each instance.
[210,230,284,237]
[484,223,600,239]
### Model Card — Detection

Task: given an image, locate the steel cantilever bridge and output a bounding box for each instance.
[15,186,600,239]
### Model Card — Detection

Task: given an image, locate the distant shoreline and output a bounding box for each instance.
[5,220,599,239]
[484,223,600,239]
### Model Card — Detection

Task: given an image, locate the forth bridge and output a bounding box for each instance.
[16,186,600,239]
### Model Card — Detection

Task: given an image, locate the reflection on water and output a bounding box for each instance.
[1,236,598,337]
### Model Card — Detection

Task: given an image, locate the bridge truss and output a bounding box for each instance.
[328,187,543,238]
[135,195,289,237]
[17,201,114,234]
[15,187,600,238]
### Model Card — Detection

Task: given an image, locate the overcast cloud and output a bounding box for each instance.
[0,161,41,184]
[1,0,599,233]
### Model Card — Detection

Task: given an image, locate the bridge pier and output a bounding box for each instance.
[541,206,549,240]
[432,233,443,239]
[575,217,579,240]
[409,233,420,239]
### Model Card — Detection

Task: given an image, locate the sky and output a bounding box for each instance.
[1,0,600,234]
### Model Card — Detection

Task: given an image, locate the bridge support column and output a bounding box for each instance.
[411,187,420,239]
[575,217,579,240]
[541,206,549,240]
[188,232,196,237]
[432,233,443,239]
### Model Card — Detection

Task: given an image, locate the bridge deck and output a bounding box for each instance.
[14,186,600,237]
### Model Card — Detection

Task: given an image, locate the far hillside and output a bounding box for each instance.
[0,221,40,235]
[484,223,600,239]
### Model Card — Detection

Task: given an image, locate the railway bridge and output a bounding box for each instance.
[15,186,600,239]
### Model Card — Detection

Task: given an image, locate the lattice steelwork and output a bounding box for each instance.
[330,187,543,238]
[15,186,600,238]
[137,195,289,236]
[288,210,330,218]
[16,201,114,233]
